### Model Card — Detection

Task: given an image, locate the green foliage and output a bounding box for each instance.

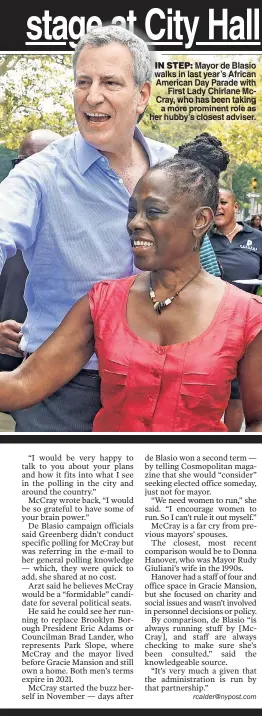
[0,145,17,182]
[0,54,76,148]
[232,163,262,206]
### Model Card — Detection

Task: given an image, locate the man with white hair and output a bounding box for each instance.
[0,26,220,431]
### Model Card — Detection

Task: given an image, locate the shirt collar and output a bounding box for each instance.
[232,222,253,233]
[75,126,153,175]
[75,131,102,174]
[211,221,253,237]
[133,125,154,166]
[241,222,253,233]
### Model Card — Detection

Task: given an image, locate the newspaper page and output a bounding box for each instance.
[0,436,261,709]
[0,1,262,710]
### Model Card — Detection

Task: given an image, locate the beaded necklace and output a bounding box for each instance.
[149,268,202,315]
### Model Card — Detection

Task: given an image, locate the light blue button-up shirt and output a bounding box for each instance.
[0,128,219,370]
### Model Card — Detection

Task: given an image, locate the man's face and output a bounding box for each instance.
[73,42,150,153]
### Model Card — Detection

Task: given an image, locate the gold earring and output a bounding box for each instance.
[193,238,198,251]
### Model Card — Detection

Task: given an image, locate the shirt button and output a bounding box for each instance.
[119,178,124,184]
[152,369,160,378]
[157,346,165,354]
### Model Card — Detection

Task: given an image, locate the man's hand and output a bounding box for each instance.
[0,320,23,357]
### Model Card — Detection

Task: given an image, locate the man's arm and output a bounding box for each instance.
[0,166,40,354]
[0,294,94,411]
[238,330,262,431]
[0,167,41,267]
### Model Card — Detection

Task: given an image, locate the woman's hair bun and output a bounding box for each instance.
[177,132,230,177]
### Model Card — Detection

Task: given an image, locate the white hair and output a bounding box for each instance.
[72,25,154,86]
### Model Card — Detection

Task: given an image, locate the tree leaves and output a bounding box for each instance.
[0,54,75,147]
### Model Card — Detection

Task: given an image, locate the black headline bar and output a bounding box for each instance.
[1,4,261,53]
[0,435,261,444]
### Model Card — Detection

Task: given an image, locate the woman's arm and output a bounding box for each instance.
[0,293,94,411]
[238,330,262,432]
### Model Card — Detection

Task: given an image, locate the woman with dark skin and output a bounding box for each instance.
[210,189,262,431]
[0,134,262,432]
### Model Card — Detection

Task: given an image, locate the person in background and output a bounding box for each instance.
[209,188,262,432]
[0,134,262,433]
[0,26,220,433]
[0,129,61,373]
[250,214,262,231]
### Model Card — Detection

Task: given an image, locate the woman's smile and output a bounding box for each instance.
[131,235,154,254]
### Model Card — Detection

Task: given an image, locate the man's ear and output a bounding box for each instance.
[136,81,151,116]
[193,206,215,238]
